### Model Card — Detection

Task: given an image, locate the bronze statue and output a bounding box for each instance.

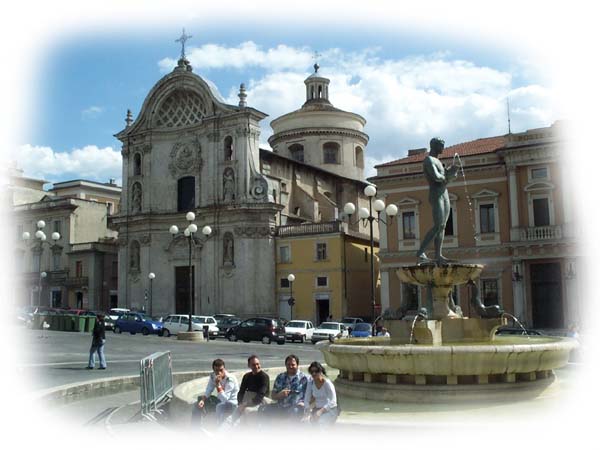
[416,137,459,264]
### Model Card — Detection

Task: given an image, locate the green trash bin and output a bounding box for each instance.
[74,316,86,332]
[85,316,96,332]
[38,313,49,330]
[57,315,65,331]
[64,314,74,331]
[47,315,56,330]
[32,313,41,329]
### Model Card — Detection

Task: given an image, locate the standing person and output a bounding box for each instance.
[302,361,338,427]
[87,313,107,370]
[261,354,308,421]
[415,137,459,264]
[235,355,270,422]
[194,358,239,425]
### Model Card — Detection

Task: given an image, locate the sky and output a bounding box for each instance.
[14,14,559,186]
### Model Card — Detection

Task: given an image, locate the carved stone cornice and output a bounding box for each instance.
[234,225,276,238]
[139,234,152,246]
[268,127,369,146]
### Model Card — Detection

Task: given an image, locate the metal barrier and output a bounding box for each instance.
[140,351,173,421]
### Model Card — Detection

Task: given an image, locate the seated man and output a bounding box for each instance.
[261,354,308,421]
[234,355,270,423]
[193,358,239,426]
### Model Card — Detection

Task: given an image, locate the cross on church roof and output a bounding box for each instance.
[175,28,193,60]
[312,51,322,73]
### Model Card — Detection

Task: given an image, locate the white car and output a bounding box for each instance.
[285,320,315,343]
[160,314,219,338]
[311,322,349,344]
[108,308,130,321]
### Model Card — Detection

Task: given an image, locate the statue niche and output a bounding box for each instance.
[131,182,142,214]
[223,168,235,203]
[223,232,234,266]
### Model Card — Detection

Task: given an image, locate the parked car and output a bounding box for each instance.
[217,317,242,337]
[285,320,315,343]
[350,322,373,338]
[311,322,349,343]
[225,317,286,345]
[89,311,115,330]
[214,313,236,324]
[495,327,543,336]
[159,314,219,338]
[114,312,163,335]
[340,317,364,331]
[108,308,130,321]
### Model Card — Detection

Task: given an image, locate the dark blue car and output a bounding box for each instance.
[114,312,163,335]
[350,322,373,338]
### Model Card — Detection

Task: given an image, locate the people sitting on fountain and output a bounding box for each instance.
[193,358,239,426]
[467,280,504,318]
[376,327,390,337]
[260,354,309,422]
[415,137,459,265]
[302,361,338,427]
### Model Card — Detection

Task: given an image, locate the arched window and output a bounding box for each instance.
[133,153,142,176]
[355,146,364,169]
[318,85,323,98]
[224,136,233,161]
[178,177,195,212]
[323,142,340,164]
[130,241,140,270]
[288,144,304,162]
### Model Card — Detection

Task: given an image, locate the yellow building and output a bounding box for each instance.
[276,221,379,325]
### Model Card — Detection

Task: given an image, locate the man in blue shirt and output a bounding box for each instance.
[260,354,308,421]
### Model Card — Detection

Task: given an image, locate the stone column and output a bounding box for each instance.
[508,165,521,241]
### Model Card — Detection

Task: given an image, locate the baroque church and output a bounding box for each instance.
[110,47,375,318]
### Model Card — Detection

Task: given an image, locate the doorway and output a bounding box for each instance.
[76,292,83,309]
[530,263,563,329]
[175,266,194,315]
[316,298,330,325]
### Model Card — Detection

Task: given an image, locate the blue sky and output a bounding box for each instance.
[17,18,558,186]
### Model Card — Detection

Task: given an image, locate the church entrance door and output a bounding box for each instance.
[175,266,195,315]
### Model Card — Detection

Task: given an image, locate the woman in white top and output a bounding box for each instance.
[303,361,338,426]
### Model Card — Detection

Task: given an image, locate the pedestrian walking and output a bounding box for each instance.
[87,313,107,370]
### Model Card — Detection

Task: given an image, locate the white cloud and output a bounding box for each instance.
[81,105,104,119]
[16,144,122,185]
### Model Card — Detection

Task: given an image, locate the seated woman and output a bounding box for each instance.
[302,361,338,426]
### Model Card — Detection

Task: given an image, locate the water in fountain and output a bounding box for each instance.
[408,315,420,344]
[501,312,531,338]
[453,153,479,242]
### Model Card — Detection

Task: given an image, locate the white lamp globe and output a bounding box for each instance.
[385,204,399,217]
[184,228,191,237]
[202,225,212,236]
[35,230,44,239]
[364,185,377,197]
[40,233,47,241]
[343,202,356,215]
[51,232,60,241]
[169,225,179,235]
[287,274,296,282]
[37,220,46,229]
[22,231,31,240]
[148,272,156,280]
[185,211,196,222]
[41,271,47,278]
[358,207,370,220]
[373,199,386,212]
[188,224,198,234]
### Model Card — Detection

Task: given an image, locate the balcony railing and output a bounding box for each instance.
[520,225,562,241]
[277,220,344,237]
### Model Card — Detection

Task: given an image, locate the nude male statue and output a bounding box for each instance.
[416,137,459,264]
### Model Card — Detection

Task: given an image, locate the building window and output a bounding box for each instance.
[53,220,61,235]
[53,253,61,271]
[316,243,327,261]
[402,211,416,239]
[289,144,304,162]
[323,142,340,164]
[224,136,234,161]
[444,208,454,236]
[177,176,195,212]
[533,198,550,226]
[479,204,495,233]
[75,260,83,277]
[531,167,548,180]
[481,279,499,306]
[402,283,419,311]
[316,276,328,287]
[280,278,290,288]
[279,246,291,263]
[33,253,41,273]
[133,153,142,176]
[106,202,114,215]
[355,146,364,169]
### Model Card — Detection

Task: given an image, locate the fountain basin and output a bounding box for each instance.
[319,336,577,402]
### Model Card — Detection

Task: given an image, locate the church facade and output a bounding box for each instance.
[110,55,375,318]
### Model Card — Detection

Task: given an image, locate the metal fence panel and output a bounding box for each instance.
[140,351,173,420]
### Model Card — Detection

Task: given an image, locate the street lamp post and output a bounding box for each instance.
[287,273,295,321]
[344,185,398,332]
[169,212,212,333]
[22,220,61,307]
[148,272,155,316]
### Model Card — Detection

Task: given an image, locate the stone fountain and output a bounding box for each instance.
[319,137,577,402]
